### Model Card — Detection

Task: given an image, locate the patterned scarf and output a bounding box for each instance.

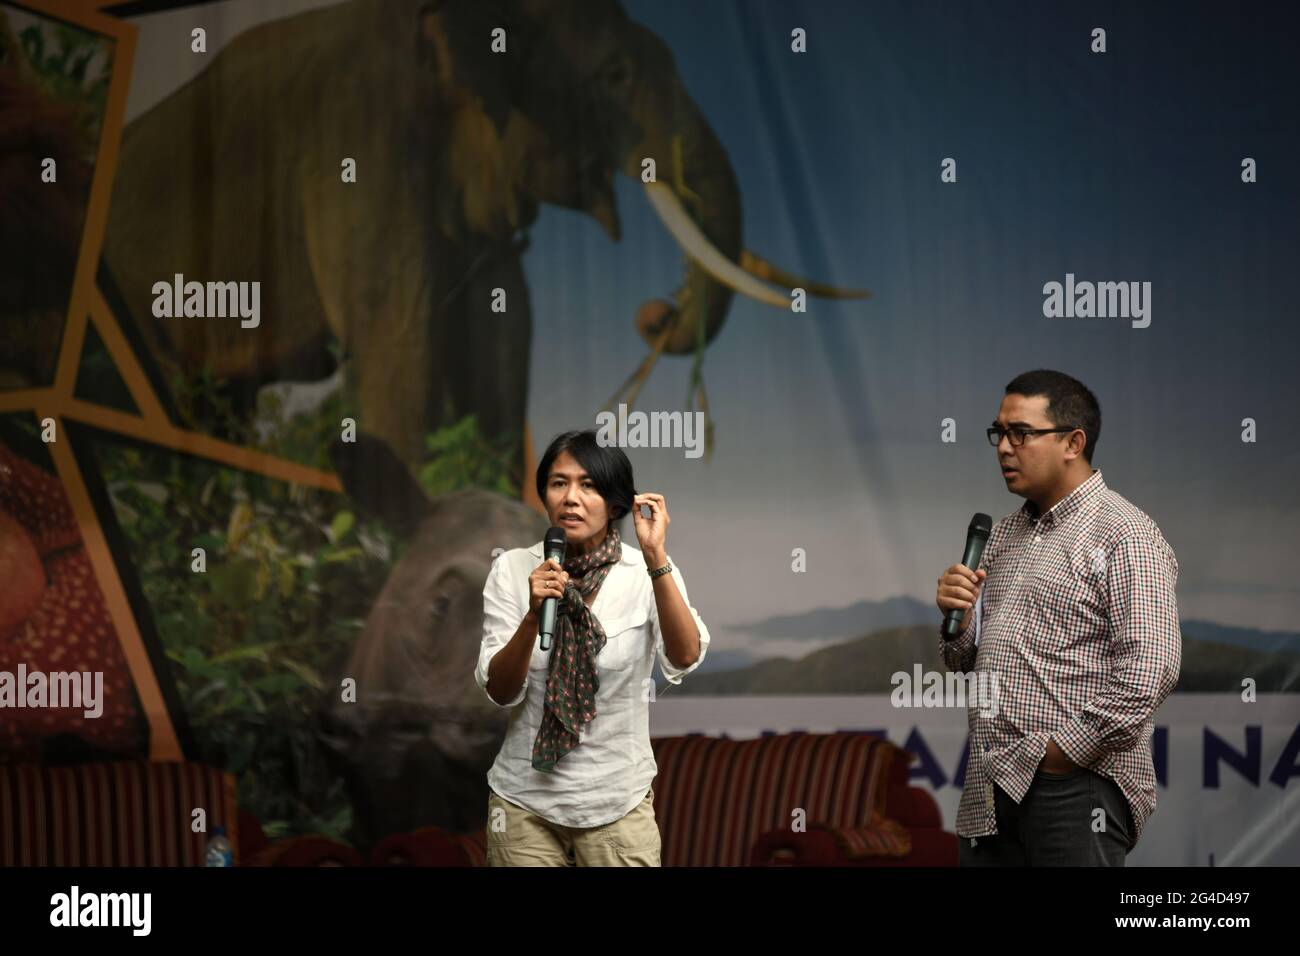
[531,524,622,773]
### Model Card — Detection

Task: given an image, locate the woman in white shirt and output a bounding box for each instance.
[475,429,710,866]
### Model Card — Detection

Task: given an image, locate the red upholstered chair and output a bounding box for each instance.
[650,732,957,867]
[370,826,481,866]
[0,761,240,865]
[247,835,362,867]
[237,806,270,861]
[352,732,958,867]
[449,827,487,866]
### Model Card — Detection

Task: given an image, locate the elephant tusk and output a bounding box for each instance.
[739,250,871,300]
[642,182,788,308]
[643,182,870,307]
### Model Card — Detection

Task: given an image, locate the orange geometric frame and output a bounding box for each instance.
[1,0,542,761]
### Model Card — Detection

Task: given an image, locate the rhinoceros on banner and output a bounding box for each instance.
[320,436,546,846]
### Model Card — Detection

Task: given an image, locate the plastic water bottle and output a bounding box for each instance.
[204,825,233,867]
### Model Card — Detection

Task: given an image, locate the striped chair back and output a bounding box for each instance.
[650,733,906,867]
[0,762,238,866]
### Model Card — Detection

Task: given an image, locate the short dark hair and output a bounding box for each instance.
[535,430,636,524]
[1004,369,1101,463]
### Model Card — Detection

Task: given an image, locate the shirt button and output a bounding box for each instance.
[970,837,978,848]
[1034,535,1041,543]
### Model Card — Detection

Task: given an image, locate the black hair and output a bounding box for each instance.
[1004,369,1102,463]
[535,430,636,525]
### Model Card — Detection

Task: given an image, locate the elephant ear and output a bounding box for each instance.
[417,0,521,137]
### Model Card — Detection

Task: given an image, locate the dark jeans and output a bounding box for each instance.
[959,767,1134,866]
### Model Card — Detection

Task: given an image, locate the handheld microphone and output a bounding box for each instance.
[941,512,992,639]
[538,526,567,651]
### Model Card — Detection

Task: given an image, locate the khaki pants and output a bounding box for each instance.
[486,787,662,867]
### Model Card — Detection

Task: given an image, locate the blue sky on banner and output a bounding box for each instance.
[524,0,1300,641]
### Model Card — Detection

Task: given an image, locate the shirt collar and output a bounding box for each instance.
[1020,468,1105,530]
[527,535,641,567]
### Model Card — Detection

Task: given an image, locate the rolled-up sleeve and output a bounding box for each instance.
[650,556,711,685]
[1054,530,1182,767]
[476,554,527,709]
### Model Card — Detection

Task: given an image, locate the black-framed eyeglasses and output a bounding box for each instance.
[986,425,1078,447]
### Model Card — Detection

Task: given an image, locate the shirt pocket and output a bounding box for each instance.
[595,608,651,676]
[1029,544,1107,652]
[1066,545,1109,624]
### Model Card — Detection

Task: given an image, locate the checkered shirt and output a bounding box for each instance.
[939,469,1181,848]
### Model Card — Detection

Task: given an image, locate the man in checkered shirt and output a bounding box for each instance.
[935,370,1181,866]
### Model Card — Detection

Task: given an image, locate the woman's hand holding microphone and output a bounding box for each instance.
[486,560,569,706]
[528,560,570,614]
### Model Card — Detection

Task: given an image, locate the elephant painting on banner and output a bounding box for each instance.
[102,0,861,486]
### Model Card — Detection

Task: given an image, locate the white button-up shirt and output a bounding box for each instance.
[475,537,711,828]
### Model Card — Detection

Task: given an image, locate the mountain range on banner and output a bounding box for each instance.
[684,597,1300,694]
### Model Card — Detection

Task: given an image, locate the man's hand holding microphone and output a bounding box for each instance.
[935,564,986,635]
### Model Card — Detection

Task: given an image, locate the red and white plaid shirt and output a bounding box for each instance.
[940,469,1181,848]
